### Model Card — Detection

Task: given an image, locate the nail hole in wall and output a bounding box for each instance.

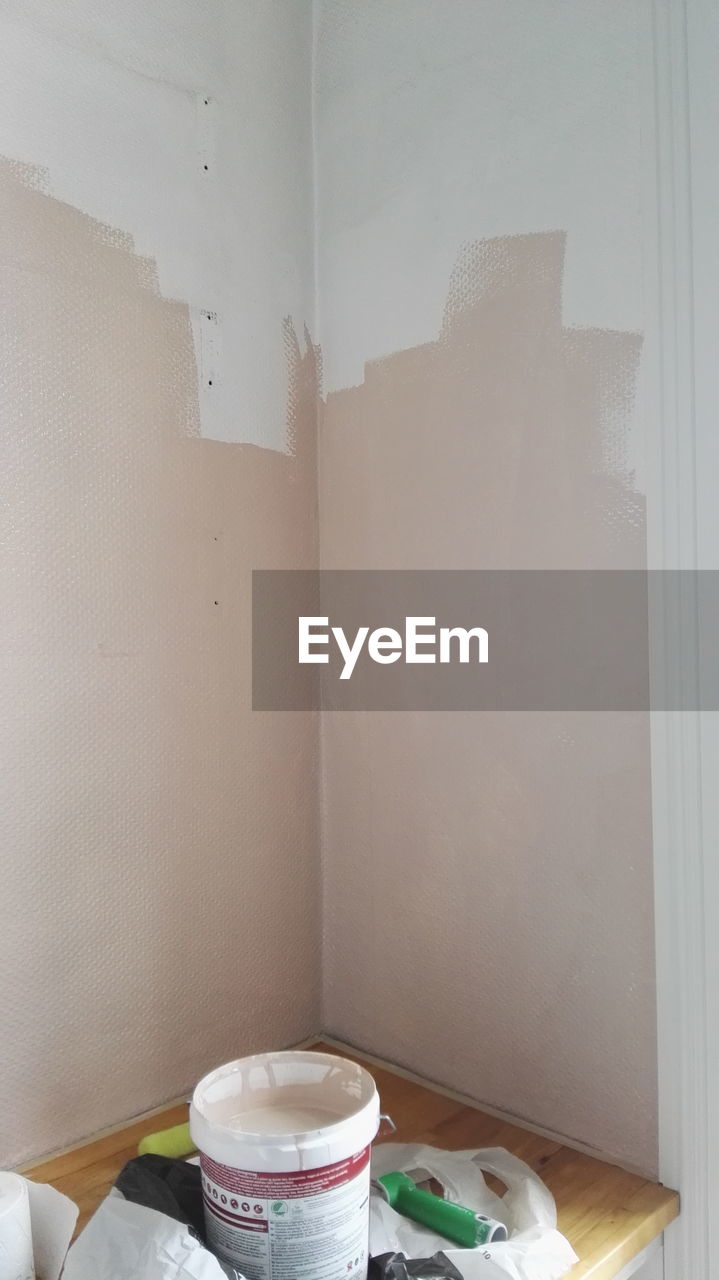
[197,308,221,397]
[197,91,215,176]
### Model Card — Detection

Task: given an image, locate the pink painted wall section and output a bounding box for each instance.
[319,233,657,1173]
[0,159,320,1166]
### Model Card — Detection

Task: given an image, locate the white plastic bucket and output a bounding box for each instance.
[190,1050,380,1280]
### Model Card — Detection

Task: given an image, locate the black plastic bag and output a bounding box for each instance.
[115,1154,206,1242]
[369,1252,464,1280]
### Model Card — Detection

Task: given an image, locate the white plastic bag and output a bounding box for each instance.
[370,1145,578,1280]
[62,1190,238,1280]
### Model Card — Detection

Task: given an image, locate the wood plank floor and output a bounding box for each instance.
[23,1041,678,1280]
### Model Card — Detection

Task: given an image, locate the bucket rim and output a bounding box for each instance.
[190,1049,379,1145]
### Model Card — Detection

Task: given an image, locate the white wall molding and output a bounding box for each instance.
[648,0,709,1275]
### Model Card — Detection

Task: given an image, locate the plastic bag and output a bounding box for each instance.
[62,1158,243,1280]
[369,1145,578,1280]
[369,1252,465,1279]
[61,1191,232,1280]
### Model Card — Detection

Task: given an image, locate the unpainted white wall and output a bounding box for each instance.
[0,0,314,448]
[314,0,645,483]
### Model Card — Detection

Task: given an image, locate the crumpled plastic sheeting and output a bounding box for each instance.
[370,1146,578,1280]
[62,1192,235,1280]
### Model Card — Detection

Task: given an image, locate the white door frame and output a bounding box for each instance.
[649,1,716,1275]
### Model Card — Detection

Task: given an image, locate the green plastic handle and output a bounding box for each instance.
[377,1171,483,1248]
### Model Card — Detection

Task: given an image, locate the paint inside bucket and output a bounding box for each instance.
[190,1050,380,1280]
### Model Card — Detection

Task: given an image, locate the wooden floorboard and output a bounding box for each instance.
[23,1041,678,1279]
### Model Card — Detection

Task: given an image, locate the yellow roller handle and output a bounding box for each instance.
[138,1120,195,1159]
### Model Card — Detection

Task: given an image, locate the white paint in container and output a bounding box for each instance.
[190,1051,380,1280]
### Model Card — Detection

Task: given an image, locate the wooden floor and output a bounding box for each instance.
[24,1040,678,1280]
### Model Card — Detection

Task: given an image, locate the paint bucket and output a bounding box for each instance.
[190,1050,380,1280]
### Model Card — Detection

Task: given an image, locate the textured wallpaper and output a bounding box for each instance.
[319,233,655,1173]
[0,158,320,1166]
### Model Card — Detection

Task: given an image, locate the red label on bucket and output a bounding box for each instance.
[200,1146,372,1280]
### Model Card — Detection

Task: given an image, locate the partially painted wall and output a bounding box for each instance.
[316,2,657,1173]
[0,2,319,1167]
[1,0,658,1178]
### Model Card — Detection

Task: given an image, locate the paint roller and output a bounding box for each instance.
[375,1171,508,1248]
[138,1117,195,1159]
